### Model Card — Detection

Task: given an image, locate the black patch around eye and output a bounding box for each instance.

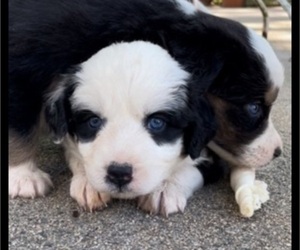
[245,102,262,118]
[226,103,269,136]
[147,117,166,133]
[69,110,106,142]
[144,111,187,145]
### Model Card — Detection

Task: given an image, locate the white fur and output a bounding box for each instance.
[63,135,111,211]
[63,41,204,214]
[70,174,111,211]
[248,29,285,88]
[189,0,211,13]
[9,161,53,198]
[173,0,197,15]
[230,168,269,217]
[71,42,189,114]
[172,0,210,15]
[239,119,282,168]
[138,159,204,216]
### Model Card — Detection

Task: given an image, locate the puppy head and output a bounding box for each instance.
[45,41,215,198]
[207,28,284,169]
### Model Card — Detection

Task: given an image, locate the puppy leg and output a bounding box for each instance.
[138,162,203,217]
[230,167,269,218]
[70,175,111,212]
[9,131,53,198]
[65,140,111,211]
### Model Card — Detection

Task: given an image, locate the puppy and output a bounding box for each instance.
[50,41,223,214]
[9,0,284,216]
[187,0,285,217]
[11,40,220,215]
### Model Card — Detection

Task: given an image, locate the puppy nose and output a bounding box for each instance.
[273,147,282,158]
[106,163,133,187]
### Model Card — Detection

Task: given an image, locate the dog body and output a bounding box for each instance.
[9,0,284,216]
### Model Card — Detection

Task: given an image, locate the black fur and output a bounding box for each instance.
[9,0,266,127]
[196,148,229,185]
[183,95,216,159]
[144,110,189,146]
[69,110,107,143]
[44,75,78,142]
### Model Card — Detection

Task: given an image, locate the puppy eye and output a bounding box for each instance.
[246,103,261,116]
[88,116,102,129]
[147,117,166,133]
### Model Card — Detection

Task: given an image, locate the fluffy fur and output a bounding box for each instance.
[46,41,215,213]
[189,0,284,217]
[9,0,284,216]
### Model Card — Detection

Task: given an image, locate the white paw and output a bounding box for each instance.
[70,175,111,212]
[9,162,53,198]
[138,181,187,217]
[235,180,270,218]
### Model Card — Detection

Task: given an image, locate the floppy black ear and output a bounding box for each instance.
[44,72,79,143]
[183,96,217,160]
[181,56,224,159]
[44,99,67,144]
[44,87,70,144]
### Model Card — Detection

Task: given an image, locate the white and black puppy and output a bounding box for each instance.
[9,0,284,216]
[185,0,283,168]
[44,41,218,215]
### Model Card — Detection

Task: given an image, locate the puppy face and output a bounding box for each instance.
[45,41,215,198]
[170,0,284,169]
[207,30,284,169]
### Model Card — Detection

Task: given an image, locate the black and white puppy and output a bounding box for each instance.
[45,41,218,215]
[9,0,284,216]
[186,0,285,217]
[10,38,220,215]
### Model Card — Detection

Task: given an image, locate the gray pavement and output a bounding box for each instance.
[9,7,291,250]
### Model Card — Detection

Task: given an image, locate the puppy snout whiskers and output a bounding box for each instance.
[106,163,133,188]
[273,147,282,158]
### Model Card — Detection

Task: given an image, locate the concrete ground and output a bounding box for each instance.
[9,7,291,250]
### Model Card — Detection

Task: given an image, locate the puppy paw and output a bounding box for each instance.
[138,182,187,217]
[9,163,53,198]
[235,180,270,218]
[70,175,111,212]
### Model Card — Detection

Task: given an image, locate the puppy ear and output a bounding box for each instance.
[44,96,68,144]
[182,57,225,159]
[183,96,216,160]
[44,82,72,144]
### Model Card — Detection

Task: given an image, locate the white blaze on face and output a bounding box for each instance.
[71,42,189,115]
[70,41,190,198]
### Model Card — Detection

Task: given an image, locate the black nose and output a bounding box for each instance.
[106,163,133,188]
[273,147,282,158]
